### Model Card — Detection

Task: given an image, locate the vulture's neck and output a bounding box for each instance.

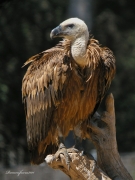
[71,33,89,67]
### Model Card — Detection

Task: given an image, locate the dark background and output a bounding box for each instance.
[0,0,135,169]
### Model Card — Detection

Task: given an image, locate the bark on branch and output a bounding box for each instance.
[45,94,133,180]
[45,149,111,180]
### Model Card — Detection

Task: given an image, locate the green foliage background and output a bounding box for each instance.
[0,0,135,167]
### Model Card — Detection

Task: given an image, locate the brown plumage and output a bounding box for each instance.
[22,18,115,164]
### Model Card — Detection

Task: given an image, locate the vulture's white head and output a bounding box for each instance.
[50,18,89,41]
[50,18,89,66]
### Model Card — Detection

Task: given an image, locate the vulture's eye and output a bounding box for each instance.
[67,24,74,28]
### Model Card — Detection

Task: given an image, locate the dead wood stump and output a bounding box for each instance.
[45,94,133,180]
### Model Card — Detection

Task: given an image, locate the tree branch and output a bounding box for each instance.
[45,149,111,180]
[45,94,133,180]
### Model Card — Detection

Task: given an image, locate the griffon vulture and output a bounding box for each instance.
[22,18,116,165]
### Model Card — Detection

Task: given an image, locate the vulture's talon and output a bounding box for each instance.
[54,143,70,169]
[67,147,79,153]
[68,147,84,156]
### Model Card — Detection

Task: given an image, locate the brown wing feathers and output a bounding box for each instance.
[22,47,70,151]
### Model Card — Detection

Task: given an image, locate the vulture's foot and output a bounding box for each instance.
[54,143,70,170]
[67,146,84,156]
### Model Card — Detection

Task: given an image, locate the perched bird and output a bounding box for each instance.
[22,18,116,165]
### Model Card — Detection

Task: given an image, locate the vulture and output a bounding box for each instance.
[22,18,116,165]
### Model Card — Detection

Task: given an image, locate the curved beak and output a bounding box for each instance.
[50,25,62,39]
